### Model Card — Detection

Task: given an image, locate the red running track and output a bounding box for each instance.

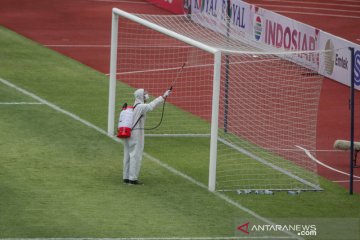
[0,0,359,193]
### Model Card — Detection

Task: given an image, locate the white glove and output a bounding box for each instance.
[163,89,171,99]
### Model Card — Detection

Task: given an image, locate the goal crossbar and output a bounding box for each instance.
[112,8,218,55]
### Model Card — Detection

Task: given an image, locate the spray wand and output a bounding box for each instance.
[169,62,186,91]
[144,62,186,131]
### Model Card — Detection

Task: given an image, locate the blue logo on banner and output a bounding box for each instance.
[355,50,360,86]
[254,16,262,41]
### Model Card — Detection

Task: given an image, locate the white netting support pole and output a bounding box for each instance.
[108,10,119,136]
[208,51,222,192]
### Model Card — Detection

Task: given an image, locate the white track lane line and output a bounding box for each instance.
[256,4,360,14]
[273,10,360,19]
[333,180,360,183]
[0,77,300,240]
[261,0,360,8]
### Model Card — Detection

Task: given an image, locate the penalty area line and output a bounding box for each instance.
[0,77,301,240]
[296,145,360,179]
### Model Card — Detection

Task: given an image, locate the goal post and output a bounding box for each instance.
[209,50,222,192]
[108,11,119,136]
[108,8,324,192]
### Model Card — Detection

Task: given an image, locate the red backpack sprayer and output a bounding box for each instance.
[117,63,186,138]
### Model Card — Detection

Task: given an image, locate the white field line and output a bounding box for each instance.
[273,10,360,19]
[296,145,360,180]
[145,133,210,137]
[218,138,322,191]
[0,102,43,105]
[0,77,301,240]
[256,4,360,14]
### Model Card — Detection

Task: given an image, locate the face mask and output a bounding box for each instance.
[144,93,149,101]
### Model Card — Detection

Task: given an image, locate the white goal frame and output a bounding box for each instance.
[108,8,220,191]
[107,8,322,192]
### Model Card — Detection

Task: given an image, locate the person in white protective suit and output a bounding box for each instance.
[123,88,171,185]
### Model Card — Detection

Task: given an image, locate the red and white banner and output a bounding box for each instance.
[190,0,229,36]
[250,8,319,51]
[190,0,251,40]
[249,6,320,71]
[229,0,252,37]
[146,0,185,14]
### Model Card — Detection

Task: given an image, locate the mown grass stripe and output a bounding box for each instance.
[0,76,300,240]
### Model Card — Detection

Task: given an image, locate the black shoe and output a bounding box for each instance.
[129,180,143,185]
[123,179,130,184]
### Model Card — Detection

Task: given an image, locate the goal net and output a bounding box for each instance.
[108,9,324,192]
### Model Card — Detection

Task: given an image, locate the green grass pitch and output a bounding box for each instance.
[0,26,360,238]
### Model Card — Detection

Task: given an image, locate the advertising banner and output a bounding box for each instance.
[319,31,351,87]
[191,0,228,36]
[190,0,251,39]
[318,31,360,89]
[228,0,252,36]
[249,6,320,71]
[189,0,360,88]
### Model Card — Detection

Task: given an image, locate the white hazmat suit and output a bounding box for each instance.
[123,88,170,184]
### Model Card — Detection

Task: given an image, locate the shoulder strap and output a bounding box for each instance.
[132,115,143,130]
[131,103,143,130]
[133,103,140,109]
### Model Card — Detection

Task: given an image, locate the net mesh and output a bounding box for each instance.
[116,16,214,135]
[217,52,322,191]
[114,12,324,191]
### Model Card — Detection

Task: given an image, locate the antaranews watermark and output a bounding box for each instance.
[235,218,360,239]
